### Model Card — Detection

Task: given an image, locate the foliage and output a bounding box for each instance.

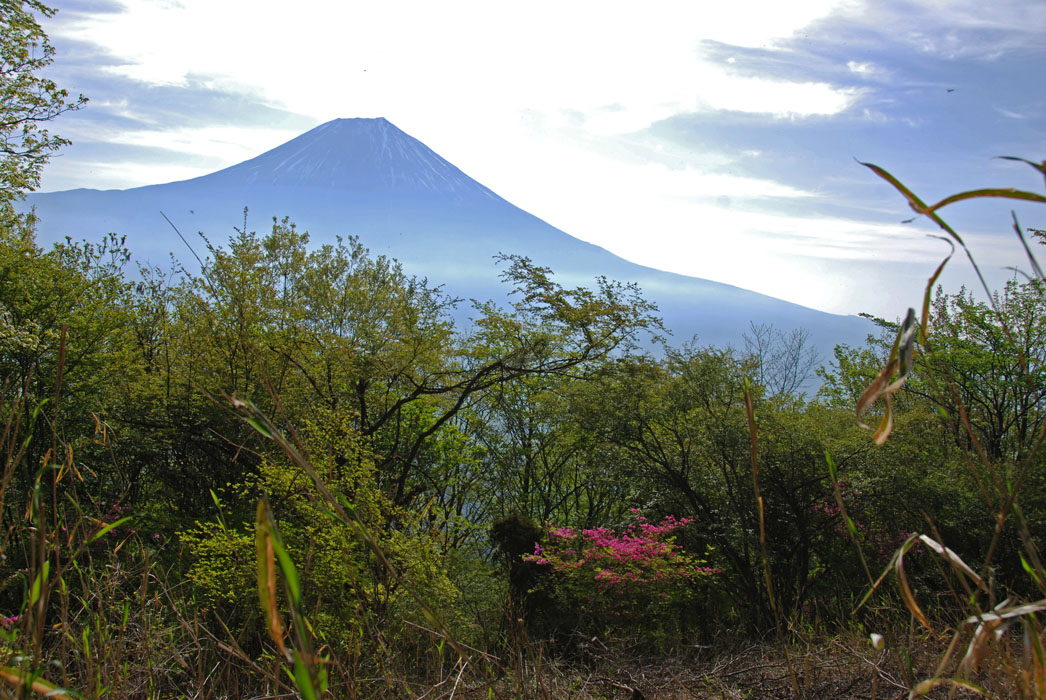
[0,202,1042,697]
[569,345,868,627]
[0,1,85,217]
[841,157,1046,698]
[918,280,1046,464]
[475,365,628,528]
[181,406,463,658]
[522,513,718,646]
[1,9,1045,693]
[821,277,1046,589]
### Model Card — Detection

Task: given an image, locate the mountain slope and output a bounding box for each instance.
[24,117,870,358]
[207,118,501,196]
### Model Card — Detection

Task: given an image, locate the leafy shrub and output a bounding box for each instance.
[180,406,464,667]
[524,512,719,648]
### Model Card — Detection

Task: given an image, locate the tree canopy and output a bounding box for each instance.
[0,1,85,218]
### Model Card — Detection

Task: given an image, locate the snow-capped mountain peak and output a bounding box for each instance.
[206,117,497,197]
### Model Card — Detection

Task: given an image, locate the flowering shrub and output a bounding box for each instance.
[523,511,719,643]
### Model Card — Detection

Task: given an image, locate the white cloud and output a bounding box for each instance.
[995,107,1028,119]
[107,125,305,164]
[54,0,859,137]
[44,0,1041,316]
[40,124,308,190]
[697,73,859,117]
[453,123,1029,314]
[824,0,1046,58]
[846,60,881,77]
[546,195,1026,314]
[43,158,214,192]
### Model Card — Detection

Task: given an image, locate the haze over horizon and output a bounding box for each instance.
[25,115,875,365]
[35,0,1046,318]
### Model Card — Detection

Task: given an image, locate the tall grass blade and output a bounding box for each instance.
[964,600,1046,623]
[894,535,932,632]
[86,516,131,544]
[860,160,1001,305]
[917,535,987,591]
[919,238,954,343]
[1011,212,1045,282]
[292,651,319,700]
[858,160,931,216]
[856,308,917,444]
[996,156,1046,188]
[926,188,1046,212]
[0,667,73,698]
[255,499,290,662]
[743,380,799,696]
[1024,617,1046,698]
[827,451,872,584]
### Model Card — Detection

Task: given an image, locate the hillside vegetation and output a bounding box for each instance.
[1,3,1046,698]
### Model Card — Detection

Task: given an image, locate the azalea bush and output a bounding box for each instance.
[524,512,720,647]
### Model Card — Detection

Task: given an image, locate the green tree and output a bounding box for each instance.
[572,345,869,627]
[0,230,134,496]
[917,281,1046,465]
[473,358,631,527]
[819,275,1046,597]
[0,1,86,217]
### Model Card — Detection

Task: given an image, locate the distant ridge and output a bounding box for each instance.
[24,117,871,362]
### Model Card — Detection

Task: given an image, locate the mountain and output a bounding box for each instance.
[23,117,870,363]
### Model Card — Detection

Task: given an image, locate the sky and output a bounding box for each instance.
[33,0,1046,318]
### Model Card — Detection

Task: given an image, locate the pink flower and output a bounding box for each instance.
[530,514,718,602]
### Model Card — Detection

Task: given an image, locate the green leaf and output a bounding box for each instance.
[926,187,1046,213]
[292,651,319,700]
[244,414,273,438]
[87,516,131,544]
[28,560,50,607]
[1021,552,1045,590]
[269,530,302,606]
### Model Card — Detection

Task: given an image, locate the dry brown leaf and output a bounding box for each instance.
[857,308,918,445]
[256,500,291,662]
[895,536,932,632]
[0,667,71,698]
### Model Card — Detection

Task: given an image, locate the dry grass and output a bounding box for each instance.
[404,631,1014,700]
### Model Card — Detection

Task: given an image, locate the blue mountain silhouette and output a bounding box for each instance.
[25,117,870,358]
